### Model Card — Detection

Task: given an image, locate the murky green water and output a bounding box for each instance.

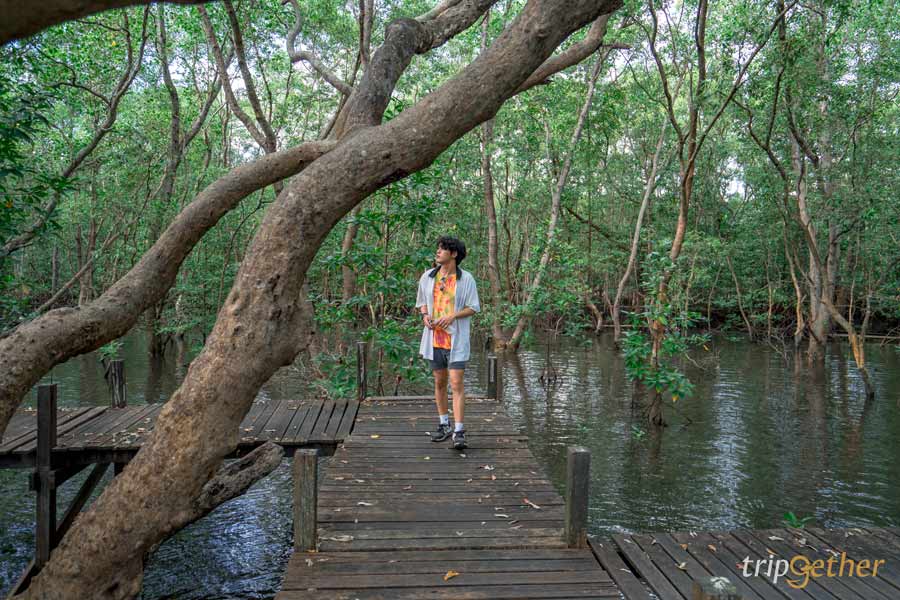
[1,331,898,598]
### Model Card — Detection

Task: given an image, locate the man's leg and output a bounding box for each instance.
[430,368,452,442]
[434,368,449,417]
[450,368,467,449]
[449,369,465,427]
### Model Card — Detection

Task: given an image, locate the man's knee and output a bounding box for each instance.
[449,371,465,392]
[434,370,449,387]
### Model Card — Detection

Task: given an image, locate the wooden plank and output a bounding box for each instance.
[257,401,297,443]
[289,557,598,576]
[322,400,347,441]
[283,569,611,589]
[317,537,569,552]
[613,534,687,600]
[295,400,324,443]
[307,400,336,442]
[240,399,281,442]
[334,399,359,440]
[280,406,312,444]
[589,539,653,600]
[276,582,617,600]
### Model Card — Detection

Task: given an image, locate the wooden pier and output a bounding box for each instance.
[594,526,900,600]
[277,396,624,599]
[1,396,359,468]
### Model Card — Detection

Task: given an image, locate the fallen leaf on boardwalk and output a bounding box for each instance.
[765,548,777,556]
[481,465,495,470]
[513,481,519,486]
[334,508,342,512]
[443,570,459,581]
[340,460,348,464]
[768,535,784,542]
[370,434,380,439]
[677,562,687,571]
[324,535,354,542]
[466,478,473,483]
[403,485,413,490]
[354,479,365,483]
[651,539,659,545]
[509,520,519,525]
[456,531,464,536]
[680,543,688,550]
[477,498,482,503]
[357,502,373,506]
[333,476,345,480]
[523,498,541,510]
[491,474,497,481]
[494,513,510,518]
[424,456,431,460]
[707,544,717,553]
[305,559,314,567]
[459,453,467,458]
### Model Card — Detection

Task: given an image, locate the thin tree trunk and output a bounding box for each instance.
[612,116,668,343]
[507,52,608,350]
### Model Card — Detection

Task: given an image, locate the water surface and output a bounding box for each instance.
[1,331,897,598]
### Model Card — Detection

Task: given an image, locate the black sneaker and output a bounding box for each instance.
[431,423,451,442]
[452,429,467,450]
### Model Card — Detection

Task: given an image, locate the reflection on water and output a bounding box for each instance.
[1,331,899,598]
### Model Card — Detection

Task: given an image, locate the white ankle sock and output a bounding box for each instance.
[454,422,464,432]
[439,414,449,425]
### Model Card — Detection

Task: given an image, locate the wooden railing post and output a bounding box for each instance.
[564,446,590,548]
[693,577,742,600]
[108,359,126,408]
[35,384,58,568]
[293,449,318,552]
[488,354,500,400]
[356,341,367,401]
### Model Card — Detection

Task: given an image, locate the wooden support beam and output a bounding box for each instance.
[293,448,318,552]
[55,463,110,542]
[356,341,367,402]
[108,359,126,408]
[564,445,590,548]
[693,576,742,599]
[35,384,57,568]
[486,355,500,400]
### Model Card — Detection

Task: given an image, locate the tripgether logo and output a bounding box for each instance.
[740,553,887,589]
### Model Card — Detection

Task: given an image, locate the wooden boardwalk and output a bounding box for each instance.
[596,526,900,600]
[0,398,359,468]
[277,397,621,599]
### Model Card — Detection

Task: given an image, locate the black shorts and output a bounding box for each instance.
[430,348,467,371]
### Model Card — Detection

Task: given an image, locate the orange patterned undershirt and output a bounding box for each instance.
[432,271,457,350]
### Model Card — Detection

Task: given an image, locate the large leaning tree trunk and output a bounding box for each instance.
[16,1,621,598]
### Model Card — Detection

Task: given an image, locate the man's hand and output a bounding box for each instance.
[433,313,456,329]
[422,313,434,329]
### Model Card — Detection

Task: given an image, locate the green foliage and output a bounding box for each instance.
[783,512,815,529]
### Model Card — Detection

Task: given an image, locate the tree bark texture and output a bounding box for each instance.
[16,1,621,598]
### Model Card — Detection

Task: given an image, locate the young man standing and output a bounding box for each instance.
[416,236,480,450]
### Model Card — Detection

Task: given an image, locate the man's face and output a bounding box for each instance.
[435,245,456,264]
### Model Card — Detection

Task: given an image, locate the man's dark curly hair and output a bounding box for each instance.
[437,236,467,265]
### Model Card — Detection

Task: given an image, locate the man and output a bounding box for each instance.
[416,236,480,450]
